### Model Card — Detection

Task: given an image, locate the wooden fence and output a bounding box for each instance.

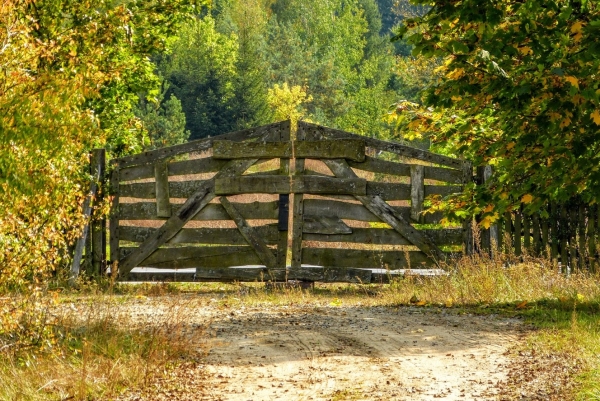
[490,202,600,272]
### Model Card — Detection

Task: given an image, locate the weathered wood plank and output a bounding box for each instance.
[277,127,291,268]
[410,165,424,222]
[523,212,531,251]
[303,228,464,246]
[301,248,437,269]
[109,165,120,270]
[550,203,558,260]
[323,159,446,262]
[293,176,366,195]
[532,213,541,256]
[120,225,280,245]
[588,205,596,272]
[120,158,228,182]
[514,210,522,256]
[366,182,410,200]
[303,216,352,235]
[118,158,258,275]
[578,205,586,270]
[90,148,106,277]
[213,140,292,159]
[220,196,278,268]
[298,121,462,169]
[115,121,287,168]
[462,161,473,255]
[194,266,372,283]
[215,176,290,195]
[214,176,367,196]
[303,199,444,224]
[155,160,171,217]
[119,201,279,221]
[347,157,463,183]
[294,139,365,162]
[120,180,208,199]
[291,159,305,269]
[122,246,264,268]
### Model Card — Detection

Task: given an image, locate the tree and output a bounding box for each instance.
[267,0,396,137]
[137,85,190,150]
[394,0,600,221]
[0,0,199,293]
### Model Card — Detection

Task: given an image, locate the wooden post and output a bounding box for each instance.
[291,125,305,269]
[589,205,597,273]
[410,165,424,222]
[70,149,104,284]
[462,161,474,255]
[155,160,171,218]
[109,163,120,277]
[278,120,291,269]
[476,165,497,254]
[90,149,106,277]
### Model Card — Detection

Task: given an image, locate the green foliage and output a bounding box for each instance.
[394,0,600,220]
[0,0,200,351]
[267,0,396,137]
[137,86,190,150]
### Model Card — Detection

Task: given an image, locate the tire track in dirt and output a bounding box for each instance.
[200,306,524,400]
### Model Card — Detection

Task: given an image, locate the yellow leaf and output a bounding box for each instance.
[446,68,465,80]
[565,76,579,88]
[571,21,584,34]
[516,300,528,309]
[445,298,453,308]
[416,300,427,306]
[484,204,494,213]
[451,95,462,101]
[480,217,492,229]
[518,46,533,55]
[572,94,584,105]
[591,110,600,125]
[560,117,571,128]
[506,142,516,150]
[521,194,534,204]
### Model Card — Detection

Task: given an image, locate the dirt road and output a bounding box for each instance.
[196,304,524,401]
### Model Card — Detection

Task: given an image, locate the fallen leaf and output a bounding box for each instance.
[565,76,579,88]
[516,300,528,309]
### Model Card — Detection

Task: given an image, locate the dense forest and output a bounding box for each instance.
[139,0,433,146]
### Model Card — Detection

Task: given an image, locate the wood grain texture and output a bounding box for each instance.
[303,227,463,246]
[119,158,228,182]
[120,225,280,245]
[194,266,372,283]
[220,196,277,268]
[303,199,444,224]
[347,157,463,183]
[410,165,424,222]
[118,158,258,275]
[303,216,352,235]
[154,160,171,217]
[323,159,446,263]
[214,176,367,196]
[119,201,279,221]
[115,121,287,168]
[301,248,437,269]
[123,246,263,268]
[298,121,462,169]
[109,165,120,267]
[294,139,365,162]
[213,140,292,159]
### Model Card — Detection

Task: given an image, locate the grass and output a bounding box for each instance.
[0,290,207,400]
[1,252,600,400]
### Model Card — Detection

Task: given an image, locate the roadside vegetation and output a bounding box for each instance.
[1,247,599,400]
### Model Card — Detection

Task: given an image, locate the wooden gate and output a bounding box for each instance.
[108,120,470,283]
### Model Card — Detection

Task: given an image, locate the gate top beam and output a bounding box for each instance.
[114,121,289,168]
[298,121,463,170]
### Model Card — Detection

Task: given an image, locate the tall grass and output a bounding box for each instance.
[0,292,206,400]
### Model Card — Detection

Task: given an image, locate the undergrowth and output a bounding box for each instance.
[1,250,600,399]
